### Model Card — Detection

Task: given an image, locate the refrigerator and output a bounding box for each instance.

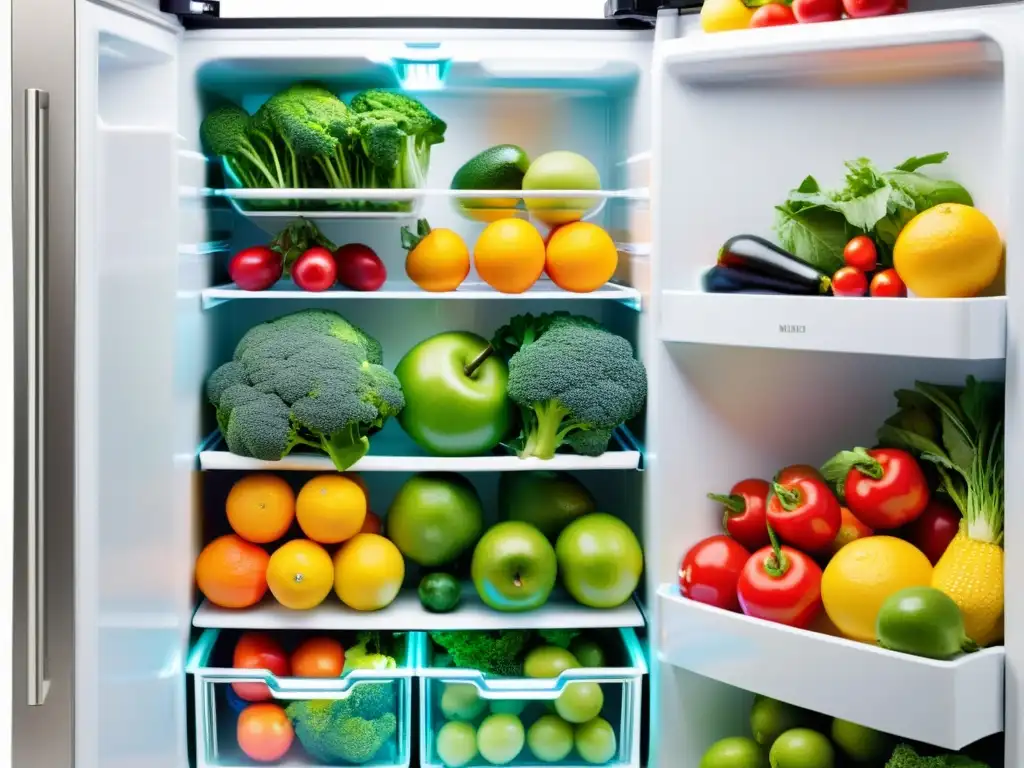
[9,1,1016,767]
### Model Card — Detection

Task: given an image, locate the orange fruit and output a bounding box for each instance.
[237,703,294,763]
[296,474,368,544]
[545,222,618,293]
[226,474,296,544]
[360,511,382,535]
[266,540,335,610]
[403,220,471,292]
[291,637,345,678]
[474,219,546,294]
[195,535,269,609]
[333,533,405,611]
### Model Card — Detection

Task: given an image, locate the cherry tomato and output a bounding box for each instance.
[830,447,930,529]
[291,637,345,678]
[737,529,823,628]
[830,507,874,555]
[777,464,823,483]
[750,4,797,26]
[232,633,291,702]
[679,535,750,612]
[902,498,961,564]
[832,266,868,297]
[237,703,294,763]
[870,268,907,298]
[767,468,842,552]
[792,0,843,22]
[229,246,283,292]
[334,243,387,292]
[292,247,338,292]
[843,0,895,16]
[708,479,771,551]
[843,236,878,272]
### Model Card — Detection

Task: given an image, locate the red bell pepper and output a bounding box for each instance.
[822,447,929,530]
[766,467,842,552]
[737,525,823,629]
[708,478,771,550]
[679,535,750,612]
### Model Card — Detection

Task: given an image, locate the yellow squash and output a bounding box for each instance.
[932,525,1004,646]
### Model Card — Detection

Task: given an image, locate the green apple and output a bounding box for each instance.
[441,683,487,722]
[387,473,484,567]
[499,471,597,541]
[555,682,604,724]
[490,699,527,716]
[575,718,618,764]
[570,638,608,668]
[477,713,526,765]
[471,522,557,612]
[524,646,580,679]
[556,513,643,609]
[528,714,574,762]
[523,151,601,226]
[395,331,513,456]
[436,721,479,768]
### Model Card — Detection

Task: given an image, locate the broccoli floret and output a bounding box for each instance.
[429,631,530,677]
[199,103,283,188]
[349,90,447,188]
[496,312,647,460]
[537,629,581,649]
[286,699,397,765]
[206,309,403,470]
[886,744,989,767]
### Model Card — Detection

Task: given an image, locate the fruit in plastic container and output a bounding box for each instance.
[296,474,368,545]
[226,474,295,544]
[524,646,581,679]
[575,717,617,764]
[477,713,526,765]
[544,222,618,293]
[523,151,602,226]
[291,637,345,678]
[436,721,479,767]
[555,682,604,724]
[474,218,547,293]
[333,533,405,611]
[237,702,294,763]
[266,539,335,610]
[491,700,527,716]
[441,683,488,722]
[233,632,290,702]
[528,714,574,762]
[195,534,270,609]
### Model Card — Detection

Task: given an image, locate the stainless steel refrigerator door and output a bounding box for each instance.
[12,0,75,766]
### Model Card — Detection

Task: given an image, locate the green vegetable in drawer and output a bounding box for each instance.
[429,629,583,677]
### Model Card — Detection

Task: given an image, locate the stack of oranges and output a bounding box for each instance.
[194,473,403,612]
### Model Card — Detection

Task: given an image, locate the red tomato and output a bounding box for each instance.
[792,0,843,22]
[891,0,908,12]
[229,246,283,292]
[291,637,345,678]
[360,510,382,535]
[777,464,823,482]
[839,447,930,529]
[832,266,868,297]
[903,498,961,564]
[233,633,291,702]
[237,703,294,763]
[708,479,771,551]
[767,470,842,552]
[830,507,874,554]
[292,247,338,292]
[750,4,797,26]
[843,0,895,16]
[870,268,907,298]
[843,236,878,272]
[737,533,823,628]
[679,535,750,612]
[334,243,388,292]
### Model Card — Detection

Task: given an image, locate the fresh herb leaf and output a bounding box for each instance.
[772,203,850,274]
[894,152,949,172]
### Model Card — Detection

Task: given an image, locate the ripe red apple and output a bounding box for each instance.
[292,247,337,292]
[842,0,895,17]
[334,243,387,292]
[750,3,797,26]
[229,246,283,291]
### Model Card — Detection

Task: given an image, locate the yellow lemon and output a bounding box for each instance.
[296,474,368,545]
[821,536,933,643]
[701,0,755,33]
[893,203,1003,298]
[333,533,405,611]
[266,539,335,610]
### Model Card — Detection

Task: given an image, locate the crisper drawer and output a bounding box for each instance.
[187,629,421,768]
[419,629,647,768]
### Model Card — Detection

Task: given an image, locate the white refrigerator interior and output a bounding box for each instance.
[58,1,1016,767]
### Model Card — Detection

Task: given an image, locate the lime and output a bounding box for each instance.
[750,698,807,748]
[830,718,891,762]
[419,573,461,613]
[769,729,835,768]
[700,736,767,768]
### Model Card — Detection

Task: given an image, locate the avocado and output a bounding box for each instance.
[451,144,531,221]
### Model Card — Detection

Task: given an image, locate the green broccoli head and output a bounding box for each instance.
[500,313,647,460]
[349,89,447,146]
[428,631,530,677]
[885,744,989,768]
[348,90,446,188]
[206,310,403,470]
[255,82,349,158]
[286,700,397,765]
[199,103,282,189]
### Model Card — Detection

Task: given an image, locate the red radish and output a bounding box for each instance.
[792,0,843,22]
[334,243,387,292]
[843,236,878,273]
[292,247,337,292]
[229,246,283,292]
[870,268,907,298]
[750,4,797,26]
[832,266,868,297]
[843,0,895,16]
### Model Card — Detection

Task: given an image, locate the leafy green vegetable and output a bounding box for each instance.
[885,743,989,767]
[429,629,586,677]
[774,153,972,271]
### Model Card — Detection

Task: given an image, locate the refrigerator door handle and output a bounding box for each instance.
[25,87,50,709]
